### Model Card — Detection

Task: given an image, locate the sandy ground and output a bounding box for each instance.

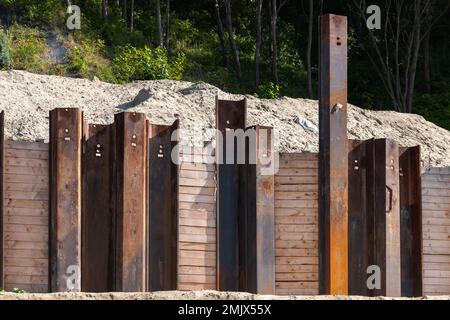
[0,290,449,300]
[0,70,449,167]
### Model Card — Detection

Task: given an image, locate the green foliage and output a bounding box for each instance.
[6,24,51,73]
[255,82,280,99]
[0,29,11,69]
[112,46,186,83]
[66,37,115,82]
[12,288,26,294]
[414,81,450,130]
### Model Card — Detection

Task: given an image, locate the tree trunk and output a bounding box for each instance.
[123,0,127,28]
[254,0,263,89]
[102,0,108,24]
[130,0,134,32]
[306,0,313,98]
[269,0,278,84]
[156,0,164,47]
[224,0,243,86]
[213,0,228,68]
[165,0,171,51]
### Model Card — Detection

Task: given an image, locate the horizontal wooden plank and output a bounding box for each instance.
[275,200,318,209]
[422,210,450,219]
[422,188,450,197]
[179,186,215,196]
[423,240,450,248]
[179,226,216,236]
[276,264,318,273]
[5,157,48,168]
[4,174,48,184]
[275,208,318,217]
[423,196,450,204]
[4,190,48,201]
[276,240,318,249]
[275,176,318,185]
[423,247,450,255]
[4,248,47,259]
[279,160,319,169]
[4,224,48,234]
[4,183,48,193]
[423,278,450,285]
[179,178,215,188]
[275,216,318,225]
[4,266,48,276]
[424,270,450,278]
[276,273,318,281]
[4,241,48,250]
[275,192,317,200]
[422,232,450,241]
[4,215,48,226]
[178,283,216,291]
[4,232,49,241]
[179,210,215,220]
[179,234,216,243]
[179,250,216,260]
[276,168,318,177]
[425,167,450,175]
[276,233,318,241]
[180,163,215,172]
[421,174,450,183]
[179,266,216,276]
[6,140,48,151]
[423,255,450,263]
[276,225,318,233]
[424,263,450,271]
[5,148,49,160]
[275,281,319,290]
[179,217,216,228]
[5,165,48,176]
[4,257,48,268]
[4,283,48,293]
[179,257,216,267]
[275,248,318,257]
[179,194,215,204]
[279,153,318,161]
[423,218,450,226]
[5,199,48,209]
[179,242,216,252]
[275,184,318,192]
[180,170,215,180]
[179,201,216,212]
[4,275,47,285]
[422,180,450,189]
[5,207,48,217]
[276,257,318,265]
[178,275,216,284]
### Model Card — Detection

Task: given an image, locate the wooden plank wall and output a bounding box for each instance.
[177,147,216,290]
[3,140,49,292]
[422,167,450,295]
[274,153,319,295]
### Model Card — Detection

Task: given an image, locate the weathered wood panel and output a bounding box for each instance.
[178,146,217,291]
[422,167,450,295]
[3,140,49,293]
[275,153,319,296]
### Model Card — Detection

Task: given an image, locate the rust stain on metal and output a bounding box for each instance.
[318,14,349,295]
[49,108,82,292]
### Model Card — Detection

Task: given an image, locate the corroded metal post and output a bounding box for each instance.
[49,108,83,292]
[318,14,349,295]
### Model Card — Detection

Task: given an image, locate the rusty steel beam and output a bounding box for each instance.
[216,97,247,291]
[148,120,179,291]
[49,108,83,292]
[82,124,115,292]
[399,146,423,297]
[0,111,4,289]
[348,139,375,296]
[318,14,348,295]
[113,112,148,292]
[373,139,401,297]
[239,125,275,294]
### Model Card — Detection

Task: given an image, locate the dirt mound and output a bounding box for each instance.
[0,70,449,167]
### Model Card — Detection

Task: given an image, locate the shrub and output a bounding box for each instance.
[66,38,115,82]
[0,30,11,69]
[6,24,51,72]
[112,45,186,83]
[255,82,280,99]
